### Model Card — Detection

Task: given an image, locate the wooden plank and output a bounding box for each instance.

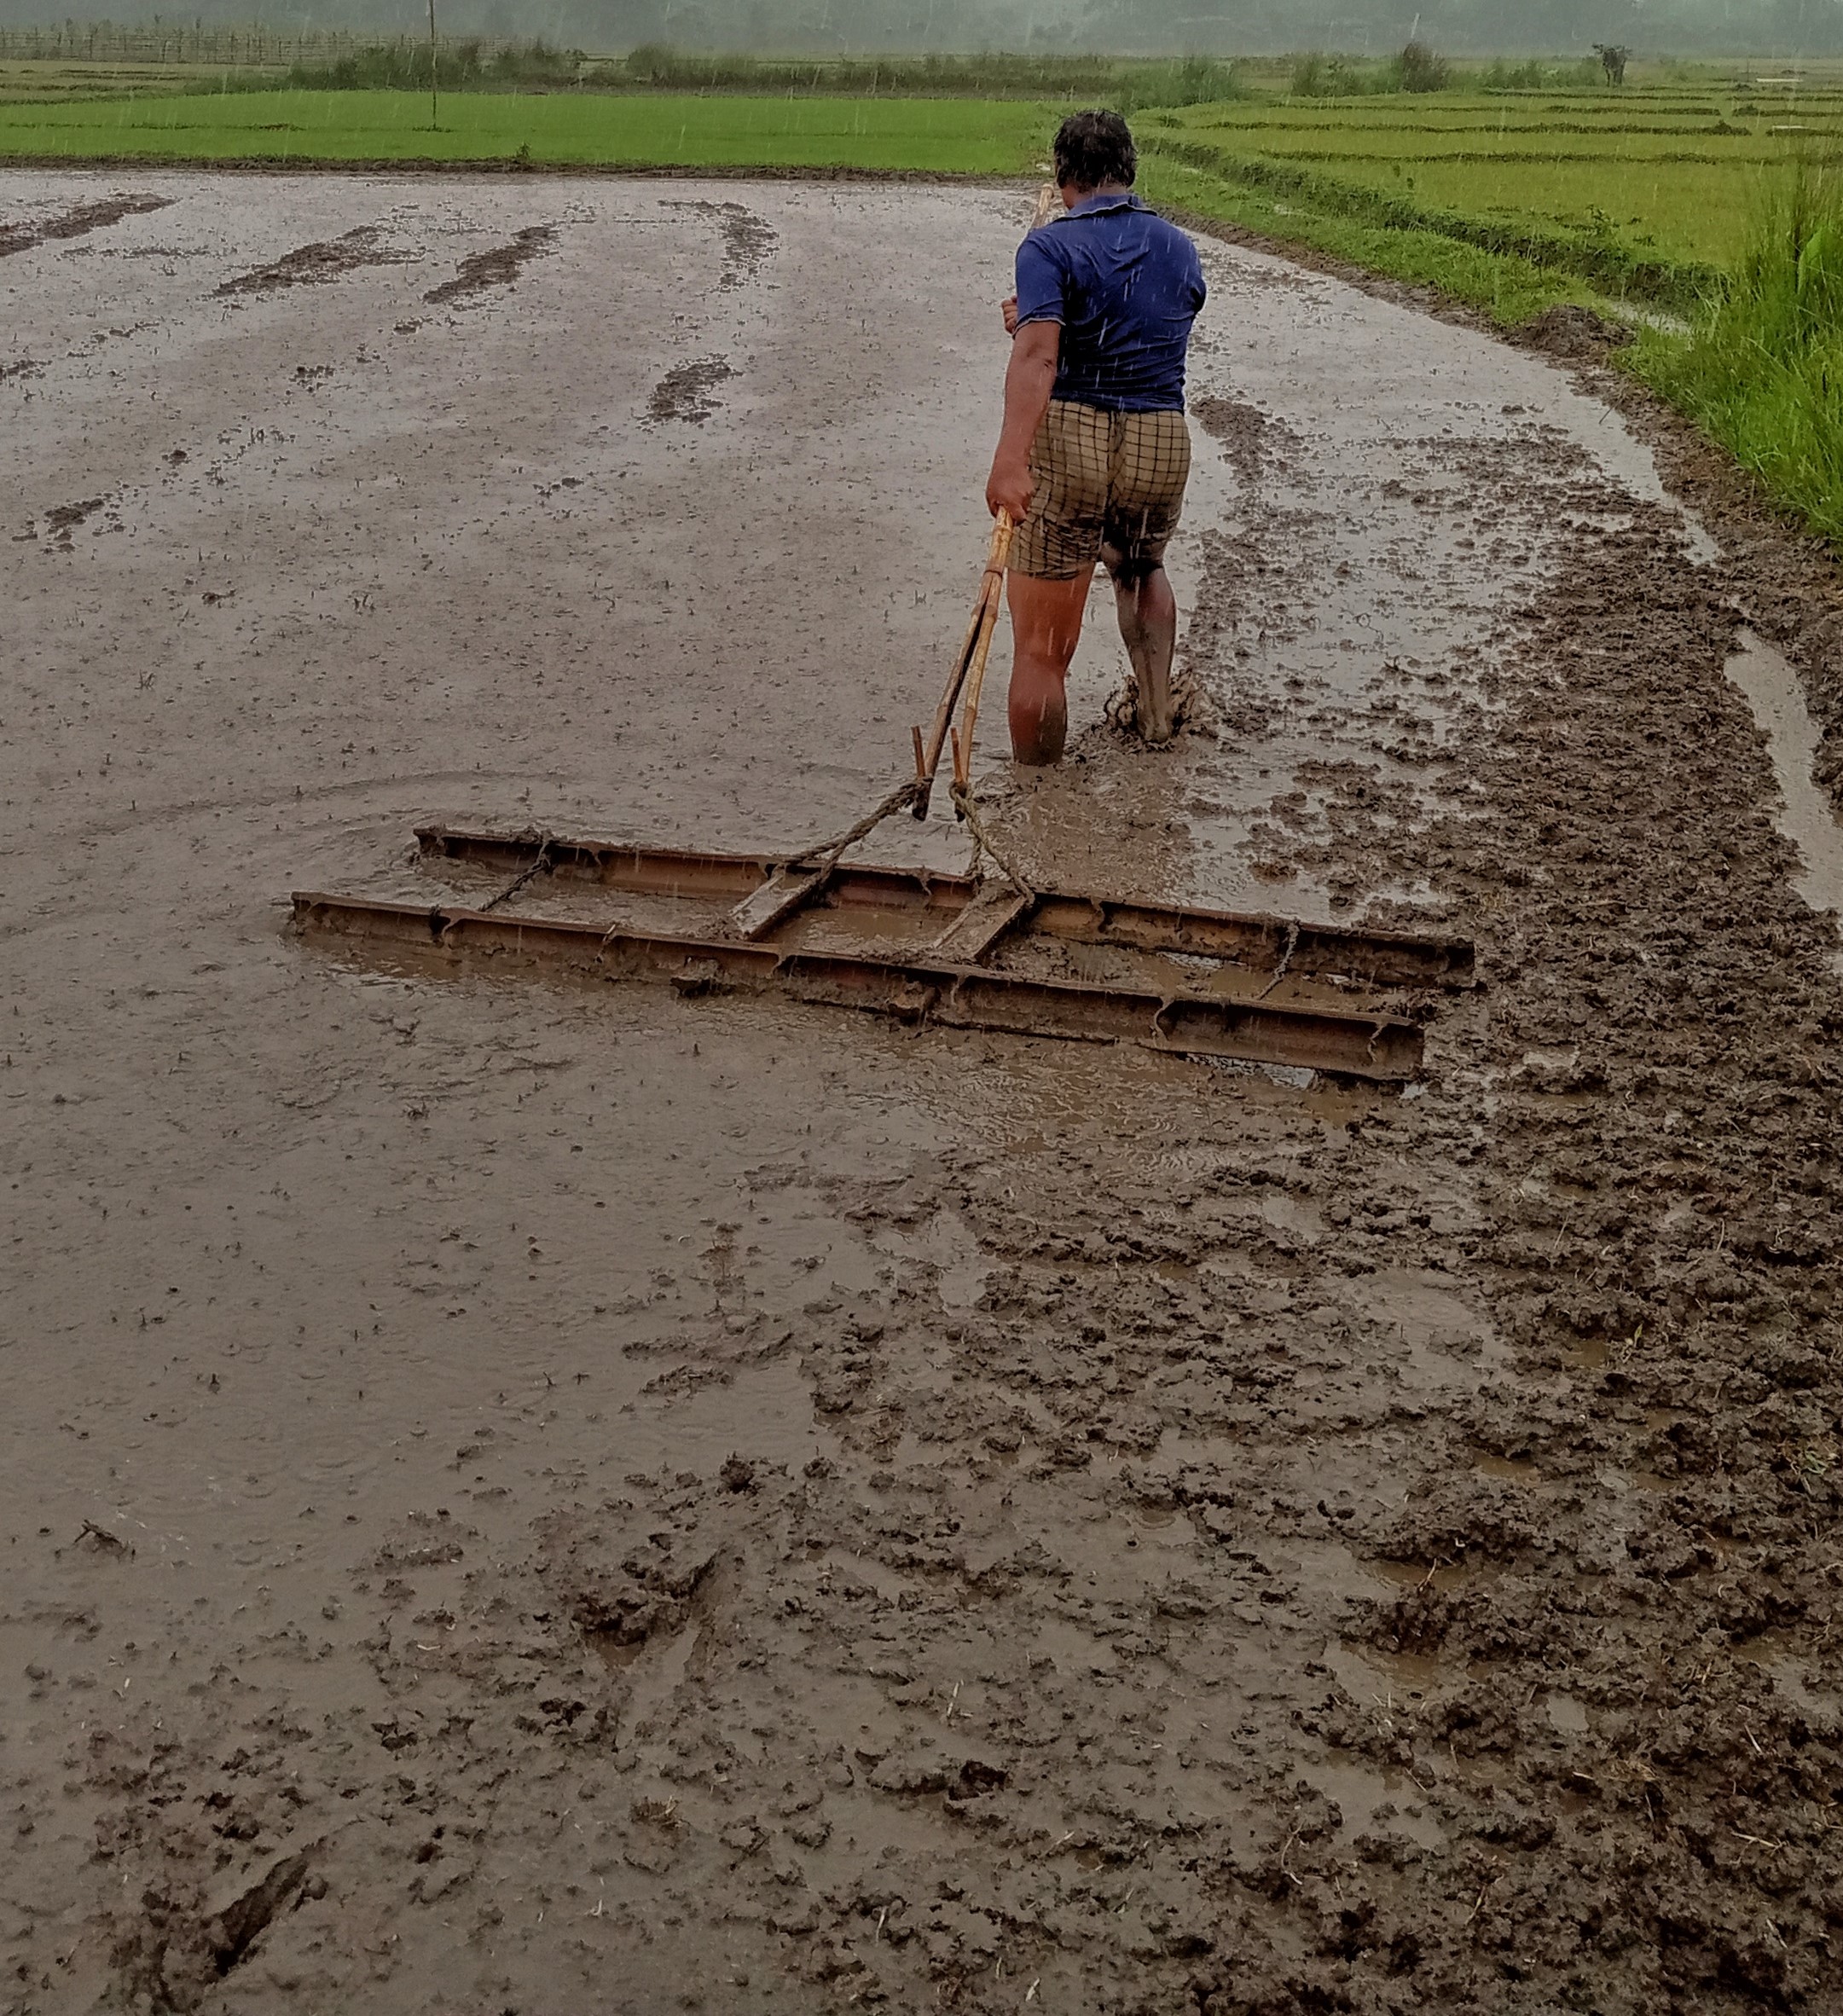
[926,889,1035,965]
[726,866,831,941]
[291,892,1427,1081]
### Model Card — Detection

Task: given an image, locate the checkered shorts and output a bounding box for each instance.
[1011,400,1192,580]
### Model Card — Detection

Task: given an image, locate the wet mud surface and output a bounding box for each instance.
[3,171,1843,2014]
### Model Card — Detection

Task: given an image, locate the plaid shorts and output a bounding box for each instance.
[1011,400,1192,580]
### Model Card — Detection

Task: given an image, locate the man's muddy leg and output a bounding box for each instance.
[1105,547,1178,745]
[1006,569,1091,765]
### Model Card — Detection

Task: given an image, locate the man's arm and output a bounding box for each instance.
[985,321,1060,521]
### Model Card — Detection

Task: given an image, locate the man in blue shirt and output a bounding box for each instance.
[986,111,1207,762]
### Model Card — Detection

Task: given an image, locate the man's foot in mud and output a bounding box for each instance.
[1108,556,1179,748]
[1134,668,1177,745]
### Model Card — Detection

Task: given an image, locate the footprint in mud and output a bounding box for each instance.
[422,223,555,307]
[646,357,735,426]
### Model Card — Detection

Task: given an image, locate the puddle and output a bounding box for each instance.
[1475,1454,1543,1485]
[1734,1633,1840,1718]
[1321,1640,1446,1703]
[1298,1758,1446,1849]
[1545,1689,1591,1735]
[1367,1556,1479,1593]
[873,1207,989,1312]
[614,1357,818,1477]
[1724,630,1843,967]
[1261,1189,1323,1241]
[1034,1615,1121,1677]
[817,1546,909,1605]
[616,1622,703,1744]
[1358,1266,1510,1386]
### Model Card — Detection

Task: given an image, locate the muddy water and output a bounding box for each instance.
[1724,627,1843,958]
[1004,237,1715,924]
[5,171,1842,2014]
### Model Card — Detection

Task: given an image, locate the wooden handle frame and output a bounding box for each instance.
[911,508,1013,818]
[906,188,1056,817]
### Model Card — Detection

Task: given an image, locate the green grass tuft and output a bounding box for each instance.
[1631,156,1843,543]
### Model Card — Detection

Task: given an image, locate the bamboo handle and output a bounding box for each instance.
[952,510,1015,796]
[912,507,1017,817]
[908,188,1051,816]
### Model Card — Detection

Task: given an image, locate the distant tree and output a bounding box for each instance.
[1398,38,1448,91]
[1593,42,1632,84]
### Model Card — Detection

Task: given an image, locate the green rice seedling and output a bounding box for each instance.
[0,88,1051,173]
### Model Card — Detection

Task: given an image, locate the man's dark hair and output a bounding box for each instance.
[1053,110,1136,193]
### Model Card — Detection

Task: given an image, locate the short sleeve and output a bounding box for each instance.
[1013,231,1066,327]
[1189,243,1208,315]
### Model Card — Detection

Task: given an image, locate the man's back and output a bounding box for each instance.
[1014,193,1206,414]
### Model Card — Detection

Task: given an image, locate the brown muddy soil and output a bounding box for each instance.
[646,356,736,426]
[214,225,417,299]
[422,222,554,306]
[3,171,1842,2016]
[0,191,169,258]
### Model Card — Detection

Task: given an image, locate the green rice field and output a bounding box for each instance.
[6,56,1843,543]
[0,85,1048,172]
[1,67,1831,314]
[0,59,273,101]
[1139,78,1843,307]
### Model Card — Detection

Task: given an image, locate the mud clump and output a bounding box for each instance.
[1191,390,1278,488]
[646,356,734,424]
[28,495,113,547]
[216,225,415,298]
[43,497,106,533]
[664,197,777,289]
[422,223,555,306]
[0,193,171,259]
[1519,302,1634,362]
[566,1532,718,1654]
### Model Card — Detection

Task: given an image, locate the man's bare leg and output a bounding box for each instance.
[1105,548,1179,746]
[1006,569,1092,765]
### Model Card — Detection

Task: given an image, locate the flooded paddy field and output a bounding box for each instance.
[3,171,1843,2013]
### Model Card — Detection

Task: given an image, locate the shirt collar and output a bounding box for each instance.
[1064,189,1146,219]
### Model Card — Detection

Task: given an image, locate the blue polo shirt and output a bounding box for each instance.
[1013,190,1207,414]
